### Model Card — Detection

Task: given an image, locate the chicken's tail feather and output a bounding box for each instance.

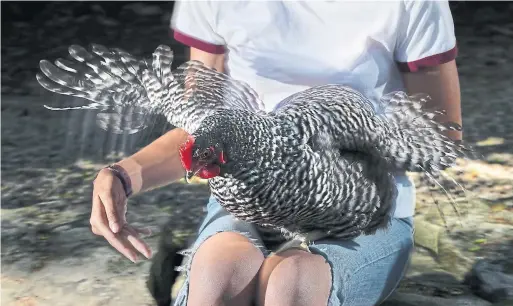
[376,91,479,173]
[375,91,479,230]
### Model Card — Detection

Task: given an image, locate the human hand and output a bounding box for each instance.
[90,168,152,262]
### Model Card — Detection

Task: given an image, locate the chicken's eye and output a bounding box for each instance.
[200,147,215,160]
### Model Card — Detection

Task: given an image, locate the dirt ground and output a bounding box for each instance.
[1,2,513,306]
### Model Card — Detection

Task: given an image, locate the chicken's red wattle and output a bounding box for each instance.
[179,135,195,171]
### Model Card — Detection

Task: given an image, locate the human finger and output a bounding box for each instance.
[123,225,153,259]
[91,200,138,262]
[98,190,123,233]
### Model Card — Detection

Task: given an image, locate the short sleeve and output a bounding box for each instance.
[170,1,226,54]
[395,0,457,72]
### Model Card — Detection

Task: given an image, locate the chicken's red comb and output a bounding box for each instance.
[179,135,195,171]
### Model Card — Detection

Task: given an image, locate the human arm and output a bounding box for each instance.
[395,0,462,141]
[401,60,462,141]
[90,1,227,262]
[89,48,224,261]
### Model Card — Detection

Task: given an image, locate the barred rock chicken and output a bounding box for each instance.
[37,44,473,249]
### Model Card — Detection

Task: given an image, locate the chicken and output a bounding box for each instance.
[37,44,475,247]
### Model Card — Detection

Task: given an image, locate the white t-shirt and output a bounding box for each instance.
[171,0,457,218]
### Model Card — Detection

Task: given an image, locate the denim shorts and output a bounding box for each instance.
[173,196,414,306]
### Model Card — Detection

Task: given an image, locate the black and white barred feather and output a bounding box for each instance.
[37,44,265,135]
[37,44,476,244]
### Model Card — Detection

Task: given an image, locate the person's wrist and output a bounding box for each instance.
[93,165,133,198]
[115,158,143,195]
[105,164,133,198]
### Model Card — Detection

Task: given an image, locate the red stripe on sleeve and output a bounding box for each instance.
[172,29,226,55]
[397,45,458,72]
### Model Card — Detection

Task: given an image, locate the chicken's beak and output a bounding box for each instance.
[185,170,194,184]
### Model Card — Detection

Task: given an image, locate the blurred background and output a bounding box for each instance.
[1,1,512,306]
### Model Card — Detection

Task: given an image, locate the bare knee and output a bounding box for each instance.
[257,249,331,306]
[188,232,264,306]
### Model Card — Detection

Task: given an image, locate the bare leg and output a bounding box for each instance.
[256,249,331,306]
[187,232,265,306]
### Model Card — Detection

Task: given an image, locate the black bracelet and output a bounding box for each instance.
[93,164,133,198]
